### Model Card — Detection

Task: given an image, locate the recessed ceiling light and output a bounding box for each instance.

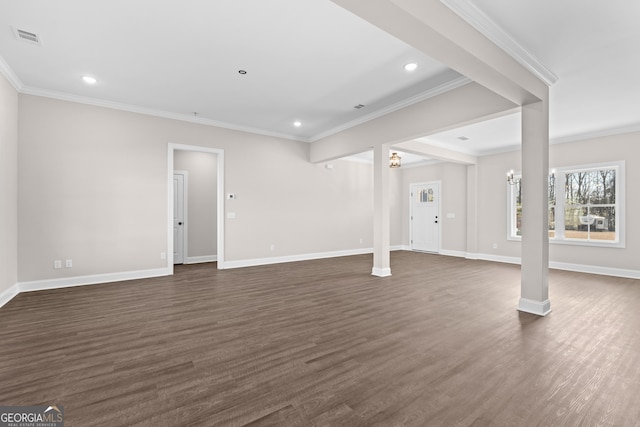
[238,70,247,75]
[293,121,302,127]
[404,63,418,72]
[82,76,97,84]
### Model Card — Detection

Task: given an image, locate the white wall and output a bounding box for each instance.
[0,73,18,298]
[476,149,521,258]
[17,94,376,282]
[174,150,218,260]
[547,134,638,270]
[476,132,640,273]
[400,162,468,253]
[392,131,639,276]
[13,91,639,286]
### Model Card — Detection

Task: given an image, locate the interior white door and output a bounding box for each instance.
[173,173,185,264]
[410,182,440,253]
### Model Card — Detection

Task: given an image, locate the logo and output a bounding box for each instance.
[0,405,64,427]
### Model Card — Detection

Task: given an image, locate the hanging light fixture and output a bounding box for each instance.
[389,152,402,168]
[506,170,517,185]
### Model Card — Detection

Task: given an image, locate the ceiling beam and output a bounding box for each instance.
[310,82,515,163]
[392,140,477,165]
[330,0,547,106]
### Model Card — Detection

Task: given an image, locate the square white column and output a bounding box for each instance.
[372,144,391,277]
[519,99,551,315]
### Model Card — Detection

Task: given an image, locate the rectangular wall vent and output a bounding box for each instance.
[13,27,42,46]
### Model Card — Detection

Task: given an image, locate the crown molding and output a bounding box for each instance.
[8,47,469,146]
[308,76,472,142]
[19,77,471,146]
[453,122,640,157]
[0,55,23,91]
[550,122,640,145]
[19,85,307,143]
[440,0,558,86]
[17,78,472,146]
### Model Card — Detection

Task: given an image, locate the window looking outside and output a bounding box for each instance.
[508,161,624,246]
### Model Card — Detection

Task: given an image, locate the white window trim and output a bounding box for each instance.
[506,175,521,242]
[507,160,625,248]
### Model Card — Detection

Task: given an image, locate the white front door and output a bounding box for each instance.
[410,182,440,253]
[173,172,186,264]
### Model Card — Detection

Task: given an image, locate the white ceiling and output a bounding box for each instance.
[1,0,638,160]
[420,0,640,158]
[0,0,461,142]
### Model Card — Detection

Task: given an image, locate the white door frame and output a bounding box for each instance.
[168,143,225,274]
[409,181,442,253]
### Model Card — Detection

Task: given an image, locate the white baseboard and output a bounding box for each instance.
[476,252,640,279]
[518,298,552,316]
[185,255,217,264]
[0,284,19,309]
[3,248,410,308]
[409,249,640,280]
[548,261,640,280]
[476,253,522,265]
[18,267,170,293]
[222,246,406,270]
[4,249,634,310]
[440,249,467,258]
[223,248,372,269]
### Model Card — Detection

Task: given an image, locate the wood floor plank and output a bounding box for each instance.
[1,251,640,426]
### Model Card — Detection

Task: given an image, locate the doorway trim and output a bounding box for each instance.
[168,143,225,274]
[409,180,442,253]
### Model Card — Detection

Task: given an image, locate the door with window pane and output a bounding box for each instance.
[410,182,440,253]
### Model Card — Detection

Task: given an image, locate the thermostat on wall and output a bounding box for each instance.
[227,193,236,199]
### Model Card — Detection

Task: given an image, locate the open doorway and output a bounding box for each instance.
[168,143,224,274]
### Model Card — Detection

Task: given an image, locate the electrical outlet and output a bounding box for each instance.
[493,243,498,249]
[270,244,275,252]
[65,259,73,268]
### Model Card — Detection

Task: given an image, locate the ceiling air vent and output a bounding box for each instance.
[13,27,42,46]
[353,104,365,110]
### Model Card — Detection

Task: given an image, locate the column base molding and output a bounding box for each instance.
[371,267,392,277]
[518,298,551,316]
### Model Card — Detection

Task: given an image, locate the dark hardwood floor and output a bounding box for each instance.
[1,251,639,426]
